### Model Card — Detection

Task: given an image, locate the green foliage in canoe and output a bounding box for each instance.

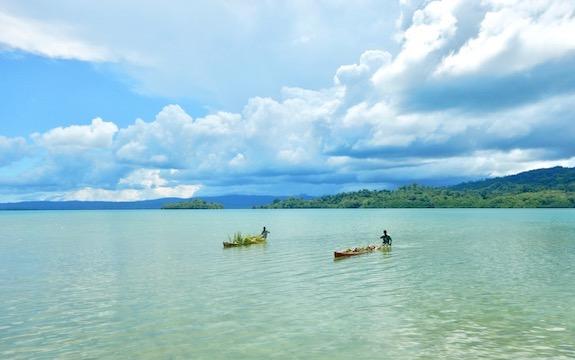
[227,232,266,246]
[162,199,224,209]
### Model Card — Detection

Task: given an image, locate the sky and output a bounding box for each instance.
[1,0,575,201]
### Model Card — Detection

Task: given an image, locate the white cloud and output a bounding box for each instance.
[56,184,201,201]
[115,105,243,169]
[404,150,575,180]
[373,0,462,89]
[4,87,575,201]
[0,11,114,61]
[32,118,118,152]
[335,50,392,86]
[435,0,575,77]
[118,168,168,188]
[53,168,200,201]
[114,86,341,175]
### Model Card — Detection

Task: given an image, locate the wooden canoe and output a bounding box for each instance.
[334,244,390,258]
[223,236,266,248]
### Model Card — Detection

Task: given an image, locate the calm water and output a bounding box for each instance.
[1,209,574,359]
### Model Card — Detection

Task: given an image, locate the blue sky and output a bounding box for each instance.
[0,54,208,136]
[1,0,575,201]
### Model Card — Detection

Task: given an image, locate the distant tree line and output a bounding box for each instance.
[259,167,575,208]
[259,186,575,208]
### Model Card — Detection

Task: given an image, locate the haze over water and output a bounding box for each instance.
[1,209,574,359]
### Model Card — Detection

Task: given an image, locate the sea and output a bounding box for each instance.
[1,209,574,359]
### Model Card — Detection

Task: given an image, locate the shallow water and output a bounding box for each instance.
[1,209,574,359]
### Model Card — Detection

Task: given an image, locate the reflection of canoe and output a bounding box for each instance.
[334,244,390,258]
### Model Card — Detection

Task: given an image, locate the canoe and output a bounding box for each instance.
[223,240,265,248]
[334,244,390,258]
[223,235,266,248]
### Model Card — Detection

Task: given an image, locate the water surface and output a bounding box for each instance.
[1,209,574,359]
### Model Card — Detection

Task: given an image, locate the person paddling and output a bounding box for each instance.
[380,230,392,245]
[261,226,270,239]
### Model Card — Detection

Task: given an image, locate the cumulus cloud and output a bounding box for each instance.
[2,0,575,201]
[319,0,575,169]
[33,118,119,152]
[114,86,341,178]
[366,0,575,113]
[435,0,575,77]
[115,105,242,169]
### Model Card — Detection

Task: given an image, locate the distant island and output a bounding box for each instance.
[260,166,575,208]
[162,199,224,209]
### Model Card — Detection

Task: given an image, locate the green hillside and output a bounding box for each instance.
[260,167,575,208]
[451,166,575,193]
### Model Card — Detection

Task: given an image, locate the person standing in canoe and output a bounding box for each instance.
[261,226,270,239]
[380,230,392,245]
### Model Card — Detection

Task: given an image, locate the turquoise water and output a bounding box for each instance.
[1,209,574,359]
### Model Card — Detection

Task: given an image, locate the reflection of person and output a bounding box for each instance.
[380,230,392,245]
[261,226,270,239]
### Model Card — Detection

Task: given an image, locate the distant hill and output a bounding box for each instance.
[0,195,297,210]
[261,167,575,208]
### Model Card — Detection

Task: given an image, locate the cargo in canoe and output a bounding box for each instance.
[334,244,390,258]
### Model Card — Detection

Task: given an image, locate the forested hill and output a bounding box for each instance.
[260,167,575,208]
[162,199,224,209]
[450,166,575,193]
